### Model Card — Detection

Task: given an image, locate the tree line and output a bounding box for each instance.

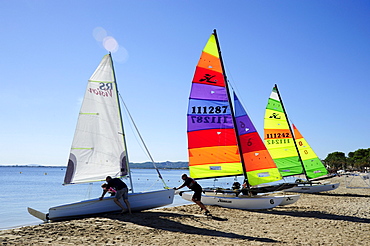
[323,148,370,172]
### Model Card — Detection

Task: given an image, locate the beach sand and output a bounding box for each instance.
[1,176,369,245]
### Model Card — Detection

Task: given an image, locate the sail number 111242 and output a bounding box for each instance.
[265,133,290,139]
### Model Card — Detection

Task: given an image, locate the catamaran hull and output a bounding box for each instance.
[202,190,300,207]
[284,182,340,193]
[33,189,175,221]
[276,194,300,206]
[180,191,284,210]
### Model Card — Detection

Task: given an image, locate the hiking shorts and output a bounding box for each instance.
[192,189,202,201]
[115,187,128,200]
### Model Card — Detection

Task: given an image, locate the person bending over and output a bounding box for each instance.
[174,174,210,215]
[100,176,131,214]
[101,183,116,196]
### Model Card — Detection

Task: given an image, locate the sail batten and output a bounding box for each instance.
[88,80,115,83]
[63,54,127,185]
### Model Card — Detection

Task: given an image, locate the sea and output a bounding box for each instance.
[0,166,242,230]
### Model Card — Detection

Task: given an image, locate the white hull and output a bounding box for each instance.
[180,191,284,210]
[202,190,300,207]
[275,194,300,206]
[31,189,174,221]
[284,182,340,193]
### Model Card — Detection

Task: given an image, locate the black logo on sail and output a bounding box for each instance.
[200,74,217,83]
[269,113,281,119]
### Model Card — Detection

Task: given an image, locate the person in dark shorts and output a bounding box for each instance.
[99,176,131,214]
[174,174,210,215]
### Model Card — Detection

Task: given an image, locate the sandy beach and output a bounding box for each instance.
[1,176,369,245]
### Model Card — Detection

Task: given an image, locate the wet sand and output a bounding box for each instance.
[1,176,369,245]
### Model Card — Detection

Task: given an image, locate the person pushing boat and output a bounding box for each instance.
[100,176,131,214]
[174,174,211,215]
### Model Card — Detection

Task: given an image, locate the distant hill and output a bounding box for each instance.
[130,161,188,169]
[0,161,189,169]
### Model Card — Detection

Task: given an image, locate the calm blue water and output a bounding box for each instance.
[0,166,242,230]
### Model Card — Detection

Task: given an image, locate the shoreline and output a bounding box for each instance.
[1,176,369,245]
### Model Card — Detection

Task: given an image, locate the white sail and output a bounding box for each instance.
[64,54,127,184]
[28,54,174,222]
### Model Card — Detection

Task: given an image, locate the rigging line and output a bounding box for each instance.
[222,59,242,100]
[223,62,257,135]
[118,93,169,189]
[224,60,262,126]
[84,183,93,200]
[121,109,151,160]
[139,178,163,192]
[214,29,250,189]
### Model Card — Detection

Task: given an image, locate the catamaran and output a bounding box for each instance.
[28,53,174,221]
[264,84,339,193]
[179,30,300,209]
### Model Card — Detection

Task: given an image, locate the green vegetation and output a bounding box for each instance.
[323,148,370,171]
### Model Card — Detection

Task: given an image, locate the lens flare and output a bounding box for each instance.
[92,27,107,42]
[103,36,119,53]
[113,46,129,63]
[92,27,127,62]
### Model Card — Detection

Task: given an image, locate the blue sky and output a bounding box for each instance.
[1,1,369,166]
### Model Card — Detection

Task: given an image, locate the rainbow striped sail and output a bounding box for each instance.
[187,30,282,186]
[293,124,328,179]
[187,32,242,179]
[264,85,329,180]
[264,86,303,177]
[234,93,282,185]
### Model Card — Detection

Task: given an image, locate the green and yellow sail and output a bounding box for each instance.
[264,85,328,180]
[264,86,303,177]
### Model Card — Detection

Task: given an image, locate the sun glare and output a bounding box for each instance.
[92,27,128,61]
[103,36,119,53]
[92,27,107,42]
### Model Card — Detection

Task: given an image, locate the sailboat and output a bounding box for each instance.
[179,30,299,210]
[28,53,174,222]
[264,84,340,193]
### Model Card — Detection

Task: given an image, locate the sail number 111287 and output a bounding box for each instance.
[191,106,228,114]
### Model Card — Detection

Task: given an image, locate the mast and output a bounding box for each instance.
[213,29,250,188]
[109,52,134,192]
[273,84,309,180]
